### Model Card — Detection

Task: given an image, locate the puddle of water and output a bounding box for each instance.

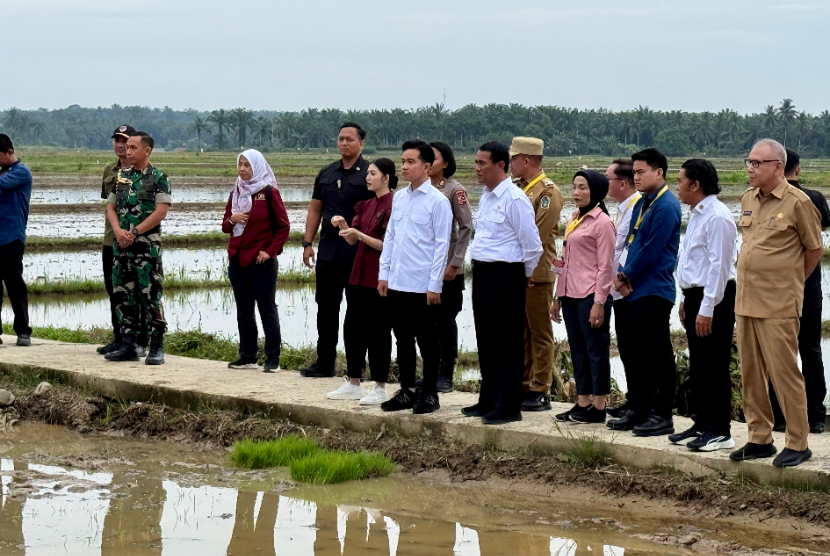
[0,423,822,556]
[30,185,315,205]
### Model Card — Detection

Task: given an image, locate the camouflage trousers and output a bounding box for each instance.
[112,234,167,337]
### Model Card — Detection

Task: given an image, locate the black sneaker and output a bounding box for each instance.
[772,422,786,433]
[569,404,606,424]
[263,360,281,373]
[97,340,121,355]
[668,426,700,445]
[16,335,31,347]
[462,403,492,417]
[482,408,522,425]
[606,410,648,430]
[606,402,629,419]
[772,447,812,468]
[381,389,416,412]
[436,376,454,393]
[228,358,259,369]
[522,392,552,412]
[302,362,336,378]
[687,432,736,452]
[730,442,777,462]
[413,392,440,414]
[632,415,675,437]
[555,404,583,422]
[809,422,824,434]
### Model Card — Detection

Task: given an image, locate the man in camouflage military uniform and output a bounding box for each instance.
[509,137,564,411]
[104,132,171,365]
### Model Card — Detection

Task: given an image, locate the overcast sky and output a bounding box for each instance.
[6,0,829,115]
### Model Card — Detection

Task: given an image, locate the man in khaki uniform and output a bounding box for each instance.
[731,138,822,468]
[509,137,563,411]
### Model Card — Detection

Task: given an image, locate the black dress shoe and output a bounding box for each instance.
[605,402,629,419]
[730,442,777,462]
[302,363,336,378]
[606,410,648,430]
[569,404,606,424]
[633,415,675,437]
[435,376,454,393]
[555,404,583,423]
[809,422,824,434]
[521,392,551,412]
[482,409,522,425]
[773,447,812,468]
[772,422,786,433]
[462,403,492,417]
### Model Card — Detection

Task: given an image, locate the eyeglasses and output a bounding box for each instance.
[744,159,779,169]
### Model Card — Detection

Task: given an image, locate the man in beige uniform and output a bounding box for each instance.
[509,137,563,411]
[731,138,822,468]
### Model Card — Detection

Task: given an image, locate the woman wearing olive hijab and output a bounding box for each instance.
[551,170,616,424]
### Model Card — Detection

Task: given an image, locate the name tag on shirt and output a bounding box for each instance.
[619,246,629,267]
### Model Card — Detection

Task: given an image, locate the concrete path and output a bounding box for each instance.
[0,334,828,490]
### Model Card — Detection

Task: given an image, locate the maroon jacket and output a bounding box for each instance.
[349,193,392,288]
[222,187,290,267]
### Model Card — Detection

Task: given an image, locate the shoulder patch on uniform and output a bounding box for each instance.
[540,196,551,209]
[455,190,468,205]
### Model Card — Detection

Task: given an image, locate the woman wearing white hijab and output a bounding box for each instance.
[222,149,290,372]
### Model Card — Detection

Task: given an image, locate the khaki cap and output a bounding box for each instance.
[509,137,544,157]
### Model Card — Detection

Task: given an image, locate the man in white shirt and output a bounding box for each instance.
[673,158,738,452]
[378,140,452,414]
[463,142,543,425]
[604,159,640,419]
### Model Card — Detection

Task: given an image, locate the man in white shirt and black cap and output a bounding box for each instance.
[673,158,738,452]
[378,140,452,415]
[463,141,543,425]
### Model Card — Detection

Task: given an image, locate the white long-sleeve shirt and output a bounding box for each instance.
[611,191,641,301]
[470,177,543,277]
[677,195,738,318]
[378,178,452,294]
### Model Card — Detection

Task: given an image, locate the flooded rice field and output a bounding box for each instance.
[30,184,316,205]
[0,423,825,555]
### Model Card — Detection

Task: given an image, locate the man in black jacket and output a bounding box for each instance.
[770,149,829,434]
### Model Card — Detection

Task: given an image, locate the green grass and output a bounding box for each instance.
[231,437,321,468]
[288,450,396,484]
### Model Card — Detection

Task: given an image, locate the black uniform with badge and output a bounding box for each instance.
[305,156,372,376]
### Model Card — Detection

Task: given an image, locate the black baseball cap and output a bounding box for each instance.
[111,124,136,139]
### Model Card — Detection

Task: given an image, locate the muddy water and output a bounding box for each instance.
[0,424,825,555]
[30,185,315,205]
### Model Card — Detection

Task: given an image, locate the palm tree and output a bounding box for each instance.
[188,116,210,149]
[777,98,797,147]
[207,109,232,149]
[3,107,28,138]
[230,108,255,148]
[253,116,271,148]
[761,105,778,137]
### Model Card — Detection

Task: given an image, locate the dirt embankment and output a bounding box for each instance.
[4,384,830,531]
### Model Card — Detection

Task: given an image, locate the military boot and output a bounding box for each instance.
[145,335,165,365]
[436,361,455,393]
[105,335,139,362]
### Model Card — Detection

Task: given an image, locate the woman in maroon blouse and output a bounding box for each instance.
[326,158,398,405]
[222,150,290,372]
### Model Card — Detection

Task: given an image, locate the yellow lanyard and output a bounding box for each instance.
[564,211,590,240]
[627,185,668,244]
[616,193,640,224]
[523,172,546,193]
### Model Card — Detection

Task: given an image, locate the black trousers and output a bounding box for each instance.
[389,289,441,393]
[473,261,526,414]
[314,259,353,368]
[626,295,677,418]
[0,240,31,336]
[683,281,736,436]
[770,284,827,425]
[613,298,636,404]
[344,285,391,383]
[437,274,465,378]
[561,295,612,396]
[228,254,281,362]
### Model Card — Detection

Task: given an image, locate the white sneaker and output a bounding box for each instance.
[359,385,389,405]
[326,380,365,400]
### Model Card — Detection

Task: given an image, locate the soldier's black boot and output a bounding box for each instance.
[97,333,123,355]
[105,335,139,362]
[145,335,165,365]
[436,361,455,393]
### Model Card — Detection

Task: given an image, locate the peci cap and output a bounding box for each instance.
[111,124,136,139]
[509,136,544,157]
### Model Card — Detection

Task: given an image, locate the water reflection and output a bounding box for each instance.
[0,456,654,556]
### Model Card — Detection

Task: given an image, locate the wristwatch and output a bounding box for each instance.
[302,241,312,248]
[132,228,140,238]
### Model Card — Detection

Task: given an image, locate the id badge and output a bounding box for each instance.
[619,246,629,267]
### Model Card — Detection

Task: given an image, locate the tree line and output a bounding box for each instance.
[3,98,829,157]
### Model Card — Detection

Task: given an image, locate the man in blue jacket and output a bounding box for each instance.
[609,148,681,436]
[0,134,33,346]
